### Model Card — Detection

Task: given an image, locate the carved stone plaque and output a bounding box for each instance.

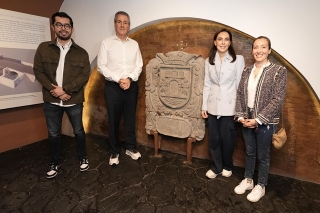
[156,116,192,138]
[145,51,205,141]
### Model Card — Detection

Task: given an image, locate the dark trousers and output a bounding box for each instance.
[104,81,138,154]
[208,114,236,174]
[43,102,87,165]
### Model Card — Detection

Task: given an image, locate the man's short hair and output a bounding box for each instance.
[51,12,73,28]
[114,11,130,25]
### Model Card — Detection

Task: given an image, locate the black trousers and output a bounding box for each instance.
[208,114,236,174]
[104,80,138,154]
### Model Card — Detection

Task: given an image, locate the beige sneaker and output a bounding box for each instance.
[125,149,141,160]
[234,178,254,194]
[222,169,232,177]
[109,153,119,166]
[205,169,220,179]
[247,185,265,202]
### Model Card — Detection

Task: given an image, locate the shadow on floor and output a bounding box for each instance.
[0,134,319,212]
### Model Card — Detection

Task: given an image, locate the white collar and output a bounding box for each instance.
[56,40,72,49]
[113,35,129,42]
[253,61,270,70]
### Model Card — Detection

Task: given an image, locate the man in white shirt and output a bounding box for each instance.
[97,11,143,166]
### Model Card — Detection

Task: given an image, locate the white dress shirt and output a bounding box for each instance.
[247,61,271,108]
[52,40,73,107]
[97,35,143,83]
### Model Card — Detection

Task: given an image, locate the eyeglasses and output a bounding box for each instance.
[54,22,72,30]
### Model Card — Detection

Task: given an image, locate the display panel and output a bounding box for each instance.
[0,8,51,109]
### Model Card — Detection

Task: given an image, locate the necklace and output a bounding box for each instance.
[253,68,260,80]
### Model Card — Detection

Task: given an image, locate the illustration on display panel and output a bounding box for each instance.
[0,9,50,109]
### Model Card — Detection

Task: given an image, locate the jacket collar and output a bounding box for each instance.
[225,52,232,61]
[247,61,274,71]
[214,51,232,63]
[48,38,79,49]
[253,61,271,70]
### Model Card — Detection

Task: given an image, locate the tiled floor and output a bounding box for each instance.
[1,134,319,213]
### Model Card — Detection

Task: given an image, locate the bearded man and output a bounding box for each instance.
[34,12,91,178]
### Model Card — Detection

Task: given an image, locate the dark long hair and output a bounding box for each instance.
[208,28,236,65]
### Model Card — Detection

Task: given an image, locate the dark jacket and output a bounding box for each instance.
[235,62,287,124]
[33,38,90,105]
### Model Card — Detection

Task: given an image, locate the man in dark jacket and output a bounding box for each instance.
[34,12,91,178]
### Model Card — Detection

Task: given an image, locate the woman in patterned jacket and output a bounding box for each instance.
[233,36,287,202]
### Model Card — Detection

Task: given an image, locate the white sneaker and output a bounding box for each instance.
[125,149,141,160]
[247,184,265,202]
[205,169,220,179]
[222,169,232,177]
[234,178,254,194]
[109,153,119,165]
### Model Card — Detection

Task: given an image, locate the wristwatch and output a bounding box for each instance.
[127,77,133,82]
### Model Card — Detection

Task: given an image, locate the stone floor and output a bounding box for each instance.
[1,134,320,213]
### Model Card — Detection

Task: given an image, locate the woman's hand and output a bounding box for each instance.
[238,118,246,124]
[243,118,257,128]
[201,110,208,118]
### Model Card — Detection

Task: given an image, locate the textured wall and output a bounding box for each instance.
[84,19,320,184]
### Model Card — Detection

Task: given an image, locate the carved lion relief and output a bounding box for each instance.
[145,51,205,141]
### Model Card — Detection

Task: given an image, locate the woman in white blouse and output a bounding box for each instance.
[202,29,245,179]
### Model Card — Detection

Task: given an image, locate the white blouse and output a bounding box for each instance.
[247,61,270,108]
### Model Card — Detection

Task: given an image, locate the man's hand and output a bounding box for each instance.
[50,84,65,97]
[201,110,208,118]
[59,93,71,102]
[118,78,131,90]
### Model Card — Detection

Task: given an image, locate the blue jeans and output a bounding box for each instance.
[241,109,276,186]
[44,102,87,164]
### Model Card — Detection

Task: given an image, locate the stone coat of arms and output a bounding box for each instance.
[145,51,205,141]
